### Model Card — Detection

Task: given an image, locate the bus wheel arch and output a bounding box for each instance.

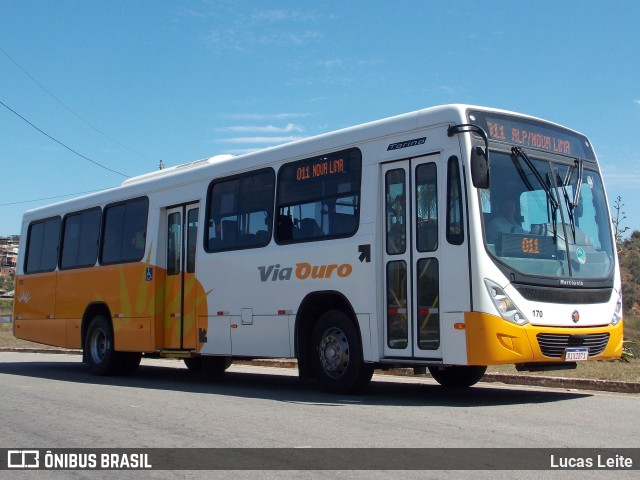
[295,291,359,380]
[295,292,372,394]
[82,304,141,376]
[81,303,113,357]
[310,309,374,394]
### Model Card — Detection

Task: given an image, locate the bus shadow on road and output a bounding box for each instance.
[0,355,593,407]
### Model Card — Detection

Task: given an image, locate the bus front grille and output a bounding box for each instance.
[536,333,610,358]
[513,285,612,305]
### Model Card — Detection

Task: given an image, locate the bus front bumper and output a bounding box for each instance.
[464,312,624,366]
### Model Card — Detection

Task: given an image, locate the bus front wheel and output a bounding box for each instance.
[428,365,487,388]
[311,310,373,394]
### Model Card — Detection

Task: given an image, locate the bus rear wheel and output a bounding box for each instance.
[85,315,116,375]
[311,310,373,394]
[428,365,487,388]
[85,315,141,376]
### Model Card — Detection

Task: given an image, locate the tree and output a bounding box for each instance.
[612,196,630,245]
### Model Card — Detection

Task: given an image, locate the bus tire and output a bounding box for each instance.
[85,315,117,376]
[184,357,203,372]
[201,356,232,379]
[428,365,487,388]
[311,310,373,394]
[115,351,142,375]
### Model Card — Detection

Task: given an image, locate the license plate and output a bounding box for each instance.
[564,348,589,361]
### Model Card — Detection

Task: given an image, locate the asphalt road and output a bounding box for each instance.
[0,352,638,480]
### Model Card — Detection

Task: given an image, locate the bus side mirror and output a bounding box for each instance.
[447,123,490,189]
[471,146,490,189]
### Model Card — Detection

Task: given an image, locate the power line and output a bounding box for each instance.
[0,99,130,178]
[0,45,157,161]
[0,189,105,207]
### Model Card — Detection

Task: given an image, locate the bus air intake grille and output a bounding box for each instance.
[513,285,612,305]
[536,333,610,358]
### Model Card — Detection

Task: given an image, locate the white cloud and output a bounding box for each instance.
[217,123,304,133]
[271,30,323,46]
[600,161,640,188]
[633,100,640,105]
[250,10,329,23]
[222,136,304,144]
[202,8,325,53]
[222,112,310,121]
[439,85,457,95]
[223,147,265,155]
[316,58,343,68]
[251,9,292,22]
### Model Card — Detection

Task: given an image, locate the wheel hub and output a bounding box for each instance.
[319,327,349,379]
[90,328,107,363]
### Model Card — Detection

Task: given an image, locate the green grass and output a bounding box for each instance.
[0,299,13,315]
[623,315,640,357]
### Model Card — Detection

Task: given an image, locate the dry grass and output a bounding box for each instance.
[487,361,640,382]
[0,323,69,350]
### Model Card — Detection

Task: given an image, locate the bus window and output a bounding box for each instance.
[206,168,274,252]
[385,169,406,255]
[276,148,361,244]
[386,260,408,349]
[415,163,438,252]
[60,208,101,270]
[186,207,198,273]
[167,212,182,276]
[100,197,148,265]
[446,156,464,246]
[417,258,439,350]
[25,216,61,273]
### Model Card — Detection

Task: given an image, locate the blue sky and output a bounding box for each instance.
[1,0,639,236]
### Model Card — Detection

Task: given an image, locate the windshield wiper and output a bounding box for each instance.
[559,173,576,239]
[571,158,583,209]
[560,158,584,240]
[511,147,559,210]
[512,147,560,241]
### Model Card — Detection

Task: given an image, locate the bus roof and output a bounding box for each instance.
[20,104,585,223]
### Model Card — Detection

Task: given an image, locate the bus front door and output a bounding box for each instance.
[164,203,199,350]
[382,154,469,360]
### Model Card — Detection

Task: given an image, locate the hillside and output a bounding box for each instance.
[619,230,640,316]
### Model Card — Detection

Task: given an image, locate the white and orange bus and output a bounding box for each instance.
[14,105,623,393]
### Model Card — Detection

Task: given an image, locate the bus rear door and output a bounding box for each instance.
[164,203,199,350]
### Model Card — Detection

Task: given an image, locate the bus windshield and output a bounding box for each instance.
[480,150,614,280]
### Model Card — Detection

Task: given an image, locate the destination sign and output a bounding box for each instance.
[499,234,558,259]
[296,157,346,182]
[278,148,361,206]
[468,110,595,160]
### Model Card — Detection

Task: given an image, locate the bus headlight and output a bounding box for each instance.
[484,279,528,325]
[612,291,623,325]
